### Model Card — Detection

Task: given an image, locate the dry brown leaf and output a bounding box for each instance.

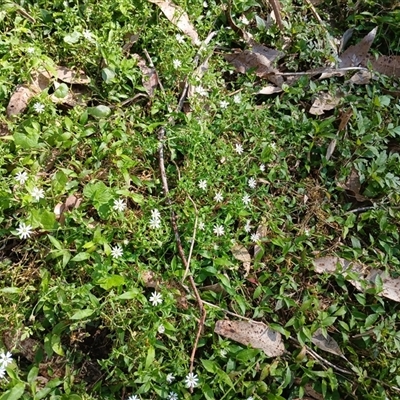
[50,82,89,107]
[254,223,269,259]
[339,27,377,68]
[339,167,367,202]
[122,33,140,54]
[231,243,251,276]
[349,70,373,84]
[314,256,400,303]
[200,283,226,294]
[54,194,82,224]
[133,54,159,97]
[6,84,39,117]
[225,44,284,85]
[148,0,200,46]
[362,55,400,78]
[215,320,285,357]
[309,92,342,115]
[56,66,91,85]
[31,69,52,91]
[257,85,283,95]
[311,328,344,357]
[325,138,337,161]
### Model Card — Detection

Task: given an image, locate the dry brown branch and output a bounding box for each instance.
[267,0,284,31]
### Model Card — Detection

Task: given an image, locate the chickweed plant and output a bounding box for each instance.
[1,0,400,399]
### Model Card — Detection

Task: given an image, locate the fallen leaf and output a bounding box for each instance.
[339,167,367,202]
[309,92,342,115]
[339,27,377,68]
[231,244,251,276]
[325,138,337,161]
[200,283,226,294]
[56,66,91,84]
[215,320,285,357]
[50,82,89,107]
[148,0,200,46]
[314,256,400,303]
[254,223,269,259]
[54,194,82,224]
[122,33,140,54]
[133,54,159,97]
[311,328,344,357]
[257,85,283,95]
[6,84,38,117]
[225,44,284,85]
[362,55,400,78]
[349,70,372,85]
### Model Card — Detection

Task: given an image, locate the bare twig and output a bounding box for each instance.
[16,6,36,23]
[182,195,198,282]
[267,0,284,31]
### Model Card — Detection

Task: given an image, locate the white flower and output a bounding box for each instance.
[240,15,250,25]
[242,194,251,206]
[270,142,276,149]
[158,324,165,334]
[15,171,28,185]
[248,177,257,189]
[184,372,199,389]
[198,180,207,191]
[176,34,185,44]
[247,397,254,400]
[195,86,208,97]
[220,349,227,358]
[260,164,265,172]
[166,373,175,383]
[111,245,123,259]
[0,351,12,367]
[83,29,94,42]
[149,291,163,306]
[31,187,45,202]
[0,366,5,379]
[244,220,252,233]
[233,94,241,104]
[26,47,35,54]
[113,198,126,212]
[150,209,161,229]
[33,102,45,113]
[198,221,205,231]
[304,229,310,237]
[220,100,229,109]
[234,143,244,155]
[16,223,33,239]
[151,209,161,219]
[173,59,182,69]
[167,392,178,400]
[127,396,139,400]
[213,224,225,237]
[251,233,260,242]
[214,191,223,203]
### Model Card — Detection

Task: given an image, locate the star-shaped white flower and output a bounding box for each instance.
[166,373,175,383]
[158,324,165,334]
[214,191,223,203]
[173,59,182,69]
[83,29,94,42]
[220,100,229,109]
[149,291,163,306]
[244,220,252,233]
[176,34,185,44]
[113,199,126,212]
[233,94,241,104]
[0,366,5,379]
[248,177,257,189]
[111,245,123,259]
[251,233,260,242]
[198,221,205,231]
[15,171,28,185]
[242,194,251,206]
[260,164,265,172]
[16,223,33,239]
[33,102,45,113]
[31,187,45,202]
[26,47,35,54]
[0,351,12,367]
[195,86,208,97]
[213,224,225,237]
[184,372,199,389]
[198,180,207,190]
[235,143,243,155]
[127,396,139,400]
[167,392,178,400]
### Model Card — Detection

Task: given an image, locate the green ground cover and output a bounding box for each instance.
[0,0,400,399]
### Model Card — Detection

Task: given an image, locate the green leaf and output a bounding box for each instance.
[53,83,69,98]
[117,289,141,300]
[96,275,125,290]
[14,131,40,149]
[83,181,113,207]
[201,359,216,373]
[47,235,63,250]
[0,382,25,400]
[87,105,111,118]
[71,252,90,262]
[101,67,116,83]
[27,366,39,384]
[70,309,94,320]
[64,31,81,44]
[145,345,155,369]
[365,313,379,329]
[0,287,21,294]
[51,334,64,356]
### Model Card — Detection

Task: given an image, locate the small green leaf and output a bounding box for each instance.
[87,105,111,118]
[117,289,140,299]
[145,345,155,369]
[70,309,94,320]
[0,287,21,294]
[0,382,25,400]
[96,275,125,290]
[101,67,116,83]
[365,313,379,328]
[53,83,69,98]
[64,31,81,44]
[71,252,90,262]
[201,359,216,373]
[27,366,39,384]
[14,131,40,149]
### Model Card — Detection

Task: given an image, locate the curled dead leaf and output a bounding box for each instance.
[215,320,285,357]
[309,92,342,115]
[362,55,400,78]
[257,85,283,95]
[133,54,159,97]
[6,84,39,117]
[311,328,344,357]
[56,66,91,84]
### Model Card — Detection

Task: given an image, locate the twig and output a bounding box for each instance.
[157,128,206,381]
[344,206,376,215]
[267,0,284,31]
[182,195,198,282]
[143,48,166,95]
[16,6,36,23]
[276,66,368,76]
